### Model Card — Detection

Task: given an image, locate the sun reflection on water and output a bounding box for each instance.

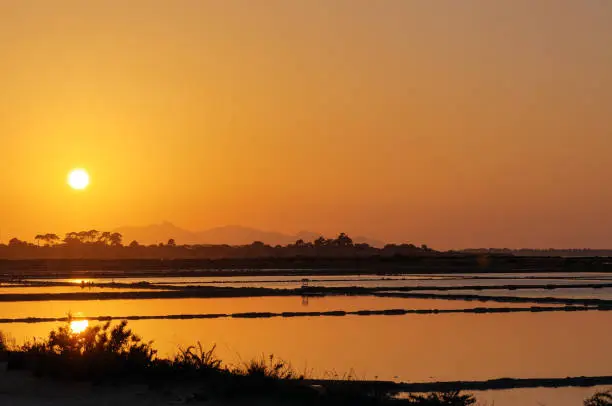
[70,319,89,333]
[69,279,92,285]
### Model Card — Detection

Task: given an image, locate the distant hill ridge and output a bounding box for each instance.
[114,222,384,247]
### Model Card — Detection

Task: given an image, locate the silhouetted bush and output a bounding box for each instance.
[173,342,221,372]
[585,390,612,406]
[3,321,480,405]
[405,391,476,405]
[0,331,16,362]
[12,320,156,380]
[235,353,301,380]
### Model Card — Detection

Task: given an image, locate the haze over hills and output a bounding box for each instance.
[114,222,385,247]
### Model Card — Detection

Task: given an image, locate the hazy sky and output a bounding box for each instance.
[1,0,611,249]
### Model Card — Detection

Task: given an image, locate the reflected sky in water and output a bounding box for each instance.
[418,287,612,300]
[466,385,610,406]
[23,272,612,290]
[2,311,611,382]
[0,295,539,319]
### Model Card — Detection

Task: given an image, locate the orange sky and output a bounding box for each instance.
[1,1,612,249]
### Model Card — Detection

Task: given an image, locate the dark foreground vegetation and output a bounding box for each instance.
[0,320,476,405]
[1,322,609,405]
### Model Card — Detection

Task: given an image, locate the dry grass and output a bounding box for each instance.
[4,321,484,405]
[0,330,16,352]
[234,354,302,380]
[173,342,222,371]
[405,391,477,405]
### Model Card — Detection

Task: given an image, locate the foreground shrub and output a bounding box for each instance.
[0,331,8,352]
[4,321,478,405]
[173,342,222,372]
[405,391,477,406]
[0,331,15,359]
[585,390,612,406]
[12,320,156,380]
[235,354,301,380]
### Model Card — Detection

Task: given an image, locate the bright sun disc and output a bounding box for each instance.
[70,319,89,333]
[68,169,89,190]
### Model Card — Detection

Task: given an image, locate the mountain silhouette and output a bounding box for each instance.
[114,222,384,247]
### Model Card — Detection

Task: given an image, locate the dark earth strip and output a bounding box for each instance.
[300,375,612,393]
[2,285,612,307]
[2,256,612,279]
[372,291,612,306]
[389,375,612,392]
[0,305,608,324]
[6,279,612,292]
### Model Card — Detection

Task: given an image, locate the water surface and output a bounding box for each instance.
[0,295,540,319]
[465,386,610,406]
[418,287,612,301]
[24,274,612,289]
[3,311,610,382]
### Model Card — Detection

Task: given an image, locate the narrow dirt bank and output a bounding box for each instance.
[0,304,606,325]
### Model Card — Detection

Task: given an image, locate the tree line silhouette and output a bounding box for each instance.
[461,247,612,257]
[0,231,435,260]
[32,230,124,247]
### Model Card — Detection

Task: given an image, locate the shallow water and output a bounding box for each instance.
[418,287,612,301]
[2,311,611,383]
[399,386,611,406]
[468,385,610,406]
[0,295,540,320]
[435,271,612,280]
[163,278,611,289]
[0,285,161,294]
[24,274,612,289]
[2,271,610,404]
[24,275,453,285]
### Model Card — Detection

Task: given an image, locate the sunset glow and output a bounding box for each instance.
[2,4,611,406]
[1,1,612,249]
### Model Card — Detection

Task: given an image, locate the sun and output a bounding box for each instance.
[68,169,90,190]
